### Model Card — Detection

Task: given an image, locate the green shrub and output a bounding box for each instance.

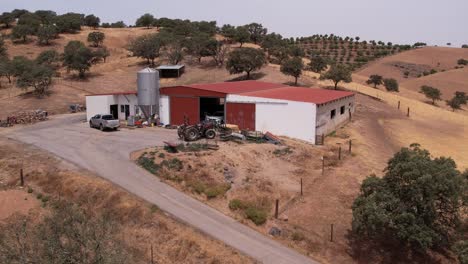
[41,196,49,203]
[245,206,268,225]
[189,181,206,194]
[137,156,161,174]
[273,147,293,156]
[36,193,43,200]
[229,199,248,210]
[150,204,159,213]
[27,187,33,193]
[291,231,305,241]
[205,184,231,199]
[158,153,165,158]
[161,158,183,171]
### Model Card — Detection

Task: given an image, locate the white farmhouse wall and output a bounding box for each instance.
[85,95,115,121]
[315,95,355,136]
[114,95,138,120]
[227,95,316,144]
[159,95,170,125]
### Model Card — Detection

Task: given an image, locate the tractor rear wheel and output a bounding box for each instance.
[184,127,199,141]
[205,129,216,139]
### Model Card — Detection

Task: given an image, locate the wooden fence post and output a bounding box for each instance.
[407,107,410,117]
[330,224,334,242]
[20,169,24,186]
[275,199,279,219]
[322,156,325,176]
[338,146,342,160]
[348,140,352,153]
[300,178,303,196]
[150,244,154,264]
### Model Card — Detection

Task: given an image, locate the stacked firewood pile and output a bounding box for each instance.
[0,110,48,127]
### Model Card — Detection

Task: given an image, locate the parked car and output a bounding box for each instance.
[205,111,224,125]
[89,114,120,131]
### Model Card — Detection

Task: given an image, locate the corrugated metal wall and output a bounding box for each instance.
[226,103,256,130]
[170,97,199,125]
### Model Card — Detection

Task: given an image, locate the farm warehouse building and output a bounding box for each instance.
[86,70,355,144]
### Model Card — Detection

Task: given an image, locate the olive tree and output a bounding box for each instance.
[16,62,54,97]
[63,41,95,78]
[37,25,58,45]
[420,85,442,105]
[127,34,163,65]
[280,57,304,85]
[226,47,266,79]
[84,14,100,29]
[87,31,105,47]
[366,74,383,88]
[320,64,352,89]
[245,23,267,44]
[352,144,467,252]
[135,13,155,28]
[11,25,34,43]
[308,56,327,73]
[383,78,399,92]
[233,26,250,48]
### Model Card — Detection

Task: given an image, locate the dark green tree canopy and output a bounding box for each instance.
[16,62,54,97]
[63,41,95,78]
[226,47,266,79]
[55,13,83,33]
[0,38,6,58]
[36,50,60,68]
[280,57,304,85]
[245,23,267,44]
[34,10,57,25]
[366,74,383,88]
[220,24,237,41]
[0,12,15,28]
[127,34,164,65]
[17,12,41,32]
[37,25,58,45]
[320,64,352,89]
[0,57,14,85]
[454,91,467,105]
[308,56,328,73]
[136,13,155,28]
[11,24,35,43]
[352,144,466,252]
[233,27,250,48]
[420,85,442,104]
[383,78,399,92]
[87,31,105,47]
[84,14,100,29]
[446,96,462,111]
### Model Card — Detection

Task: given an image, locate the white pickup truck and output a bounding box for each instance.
[89,114,120,131]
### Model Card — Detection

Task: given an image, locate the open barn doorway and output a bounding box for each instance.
[200,97,225,124]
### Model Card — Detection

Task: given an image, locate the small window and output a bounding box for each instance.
[120,105,125,112]
[330,109,336,119]
[340,106,345,115]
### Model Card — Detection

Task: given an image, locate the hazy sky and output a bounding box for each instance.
[2,0,467,46]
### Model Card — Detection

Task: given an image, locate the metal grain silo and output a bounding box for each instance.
[137,68,160,119]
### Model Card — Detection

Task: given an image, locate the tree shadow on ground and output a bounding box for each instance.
[346,231,450,264]
[226,72,266,82]
[62,72,104,82]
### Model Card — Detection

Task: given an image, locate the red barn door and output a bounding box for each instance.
[170,97,199,125]
[226,103,256,130]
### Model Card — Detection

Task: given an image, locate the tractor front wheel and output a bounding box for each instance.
[205,129,216,139]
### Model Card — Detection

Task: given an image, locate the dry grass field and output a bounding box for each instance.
[0,137,254,264]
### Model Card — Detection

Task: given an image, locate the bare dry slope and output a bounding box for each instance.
[355,46,468,83]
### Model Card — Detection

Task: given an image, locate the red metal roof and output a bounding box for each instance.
[173,80,285,95]
[239,87,354,104]
[85,91,137,96]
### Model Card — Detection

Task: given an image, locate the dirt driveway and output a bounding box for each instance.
[1,114,317,264]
